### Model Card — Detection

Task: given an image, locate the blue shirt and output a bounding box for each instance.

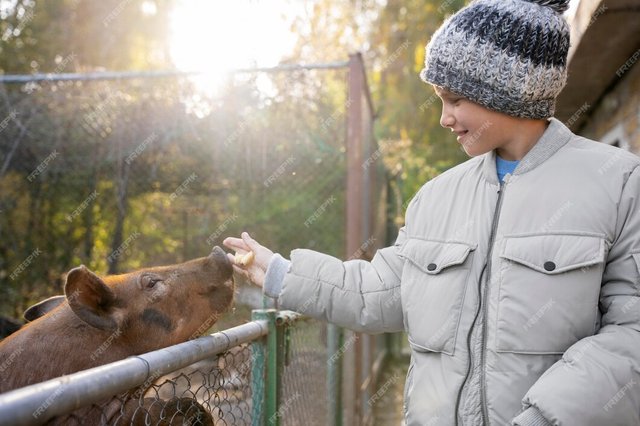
[496,155,519,183]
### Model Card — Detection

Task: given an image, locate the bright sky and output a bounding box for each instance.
[169,0,302,93]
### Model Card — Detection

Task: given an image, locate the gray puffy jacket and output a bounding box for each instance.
[274,118,640,425]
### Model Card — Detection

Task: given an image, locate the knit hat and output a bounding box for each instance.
[420,0,571,119]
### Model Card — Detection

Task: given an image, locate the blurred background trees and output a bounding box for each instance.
[0,0,467,318]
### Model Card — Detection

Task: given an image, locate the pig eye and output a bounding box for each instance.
[142,276,161,289]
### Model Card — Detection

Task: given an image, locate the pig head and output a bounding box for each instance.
[0,247,234,394]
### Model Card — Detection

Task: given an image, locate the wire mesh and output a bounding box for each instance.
[47,344,255,426]
[0,69,348,318]
[0,61,389,424]
[277,319,328,426]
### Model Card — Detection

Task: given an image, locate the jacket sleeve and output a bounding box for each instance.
[276,226,407,334]
[515,165,640,426]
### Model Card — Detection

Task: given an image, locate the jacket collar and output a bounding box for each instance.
[482,118,573,185]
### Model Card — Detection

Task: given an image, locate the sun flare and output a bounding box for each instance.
[169,0,299,95]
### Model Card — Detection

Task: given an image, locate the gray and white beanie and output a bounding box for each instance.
[420,0,571,119]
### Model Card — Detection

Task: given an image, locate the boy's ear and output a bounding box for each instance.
[23,295,65,322]
[64,265,119,331]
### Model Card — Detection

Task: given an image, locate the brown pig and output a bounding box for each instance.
[0,247,234,423]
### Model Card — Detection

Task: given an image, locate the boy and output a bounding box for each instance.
[224,0,640,424]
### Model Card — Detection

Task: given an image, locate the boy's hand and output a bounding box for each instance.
[223,232,273,287]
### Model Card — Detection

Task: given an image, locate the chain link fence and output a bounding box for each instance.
[278,318,328,426]
[49,345,254,425]
[0,65,352,318]
[0,56,391,424]
[0,311,347,426]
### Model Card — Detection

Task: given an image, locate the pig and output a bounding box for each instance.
[0,247,234,425]
[0,316,22,339]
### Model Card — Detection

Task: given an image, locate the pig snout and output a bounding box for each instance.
[209,246,233,281]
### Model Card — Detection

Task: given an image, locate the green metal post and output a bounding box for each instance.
[252,309,278,426]
[327,323,343,426]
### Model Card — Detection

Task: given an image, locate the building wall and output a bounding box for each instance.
[579,52,640,155]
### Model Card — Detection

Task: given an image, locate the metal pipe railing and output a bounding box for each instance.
[0,320,269,426]
[0,61,350,84]
[275,310,303,326]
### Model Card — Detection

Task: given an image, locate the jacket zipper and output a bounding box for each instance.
[454,263,487,426]
[454,179,507,426]
[480,178,508,425]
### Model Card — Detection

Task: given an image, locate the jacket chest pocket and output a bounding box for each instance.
[399,238,476,355]
[495,233,606,354]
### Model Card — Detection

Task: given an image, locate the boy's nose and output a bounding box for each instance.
[440,110,455,129]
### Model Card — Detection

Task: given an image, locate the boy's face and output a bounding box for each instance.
[433,86,524,159]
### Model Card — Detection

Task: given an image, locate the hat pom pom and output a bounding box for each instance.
[523,0,571,14]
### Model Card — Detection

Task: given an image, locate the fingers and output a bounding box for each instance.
[241,232,260,250]
[223,237,250,252]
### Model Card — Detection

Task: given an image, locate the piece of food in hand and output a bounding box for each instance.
[234,251,255,266]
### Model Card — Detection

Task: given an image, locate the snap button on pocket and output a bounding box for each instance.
[427,263,437,271]
[544,261,556,271]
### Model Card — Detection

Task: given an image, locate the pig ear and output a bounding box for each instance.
[64,265,119,331]
[23,295,65,322]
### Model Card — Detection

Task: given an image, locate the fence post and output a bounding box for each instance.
[327,323,344,426]
[252,309,279,425]
[346,51,366,426]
